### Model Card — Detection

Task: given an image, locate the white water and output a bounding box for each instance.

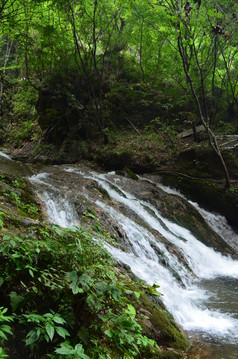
[95,200,190,283]
[79,170,238,279]
[30,173,78,228]
[29,168,238,344]
[0,151,12,160]
[95,200,238,334]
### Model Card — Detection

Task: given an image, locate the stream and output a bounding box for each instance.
[1,151,238,358]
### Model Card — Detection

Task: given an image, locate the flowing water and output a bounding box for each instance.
[1,152,238,358]
[0,151,12,160]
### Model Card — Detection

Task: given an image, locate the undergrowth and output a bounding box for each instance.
[0,216,158,358]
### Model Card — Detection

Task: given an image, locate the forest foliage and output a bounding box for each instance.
[1,0,237,188]
[1,0,238,136]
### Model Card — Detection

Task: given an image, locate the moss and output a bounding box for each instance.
[164,198,233,254]
[0,175,41,224]
[140,346,184,358]
[96,184,111,200]
[138,293,189,351]
[123,278,189,355]
[124,166,139,180]
[95,148,133,170]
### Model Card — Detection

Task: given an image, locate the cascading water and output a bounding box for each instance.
[30,173,79,228]
[29,166,238,358]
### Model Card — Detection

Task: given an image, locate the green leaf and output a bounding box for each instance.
[110,286,121,301]
[46,323,55,341]
[104,329,113,338]
[84,212,96,219]
[10,239,16,247]
[43,312,54,320]
[9,291,24,311]
[126,304,136,320]
[0,347,8,358]
[25,330,39,346]
[0,331,8,340]
[74,344,90,358]
[0,308,7,315]
[66,271,84,294]
[23,313,43,323]
[53,314,66,324]
[29,269,34,278]
[55,342,74,355]
[0,325,12,337]
[78,274,92,289]
[55,326,70,339]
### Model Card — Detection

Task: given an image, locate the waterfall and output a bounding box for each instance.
[29,167,238,349]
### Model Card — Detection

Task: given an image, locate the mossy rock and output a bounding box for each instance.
[0,175,41,224]
[137,293,189,351]
[125,278,188,352]
[139,346,184,358]
[123,166,139,180]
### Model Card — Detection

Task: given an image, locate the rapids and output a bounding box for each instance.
[1,152,238,358]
